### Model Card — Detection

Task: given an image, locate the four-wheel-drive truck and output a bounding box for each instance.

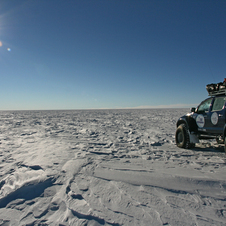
[175,79,226,152]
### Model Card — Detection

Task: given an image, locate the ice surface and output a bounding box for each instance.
[0,109,226,225]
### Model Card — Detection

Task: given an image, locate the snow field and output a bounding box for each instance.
[0,109,226,225]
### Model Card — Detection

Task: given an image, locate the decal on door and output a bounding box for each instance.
[211,112,218,125]
[196,114,205,128]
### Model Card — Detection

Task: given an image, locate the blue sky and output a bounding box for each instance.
[0,0,226,110]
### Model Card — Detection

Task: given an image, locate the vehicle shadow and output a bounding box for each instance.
[191,143,225,153]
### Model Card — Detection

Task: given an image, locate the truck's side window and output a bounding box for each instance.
[212,97,225,111]
[197,98,212,113]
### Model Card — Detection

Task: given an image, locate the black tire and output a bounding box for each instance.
[175,124,191,149]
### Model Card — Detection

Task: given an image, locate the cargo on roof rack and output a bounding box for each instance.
[206,79,226,96]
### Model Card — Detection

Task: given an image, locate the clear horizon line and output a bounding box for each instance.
[0,103,198,111]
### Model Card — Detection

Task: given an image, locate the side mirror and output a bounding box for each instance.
[191,107,196,113]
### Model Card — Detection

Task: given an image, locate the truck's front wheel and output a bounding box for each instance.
[175,124,191,149]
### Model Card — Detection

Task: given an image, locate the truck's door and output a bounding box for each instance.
[209,96,226,134]
[195,97,214,133]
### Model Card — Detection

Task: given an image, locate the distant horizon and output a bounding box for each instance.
[0,103,198,111]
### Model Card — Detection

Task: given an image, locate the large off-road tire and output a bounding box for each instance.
[175,124,191,149]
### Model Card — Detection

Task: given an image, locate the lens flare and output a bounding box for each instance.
[7,48,11,51]
[0,41,2,47]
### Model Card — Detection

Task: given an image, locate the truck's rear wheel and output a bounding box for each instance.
[175,124,191,149]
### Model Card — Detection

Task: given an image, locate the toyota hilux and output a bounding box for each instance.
[175,80,226,152]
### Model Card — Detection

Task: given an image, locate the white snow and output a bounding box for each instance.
[0,109,226,225]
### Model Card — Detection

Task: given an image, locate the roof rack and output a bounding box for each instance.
[206,79,226,96]
[208,89,226,96]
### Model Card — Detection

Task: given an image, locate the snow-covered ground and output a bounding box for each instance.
[0,109,226,226]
